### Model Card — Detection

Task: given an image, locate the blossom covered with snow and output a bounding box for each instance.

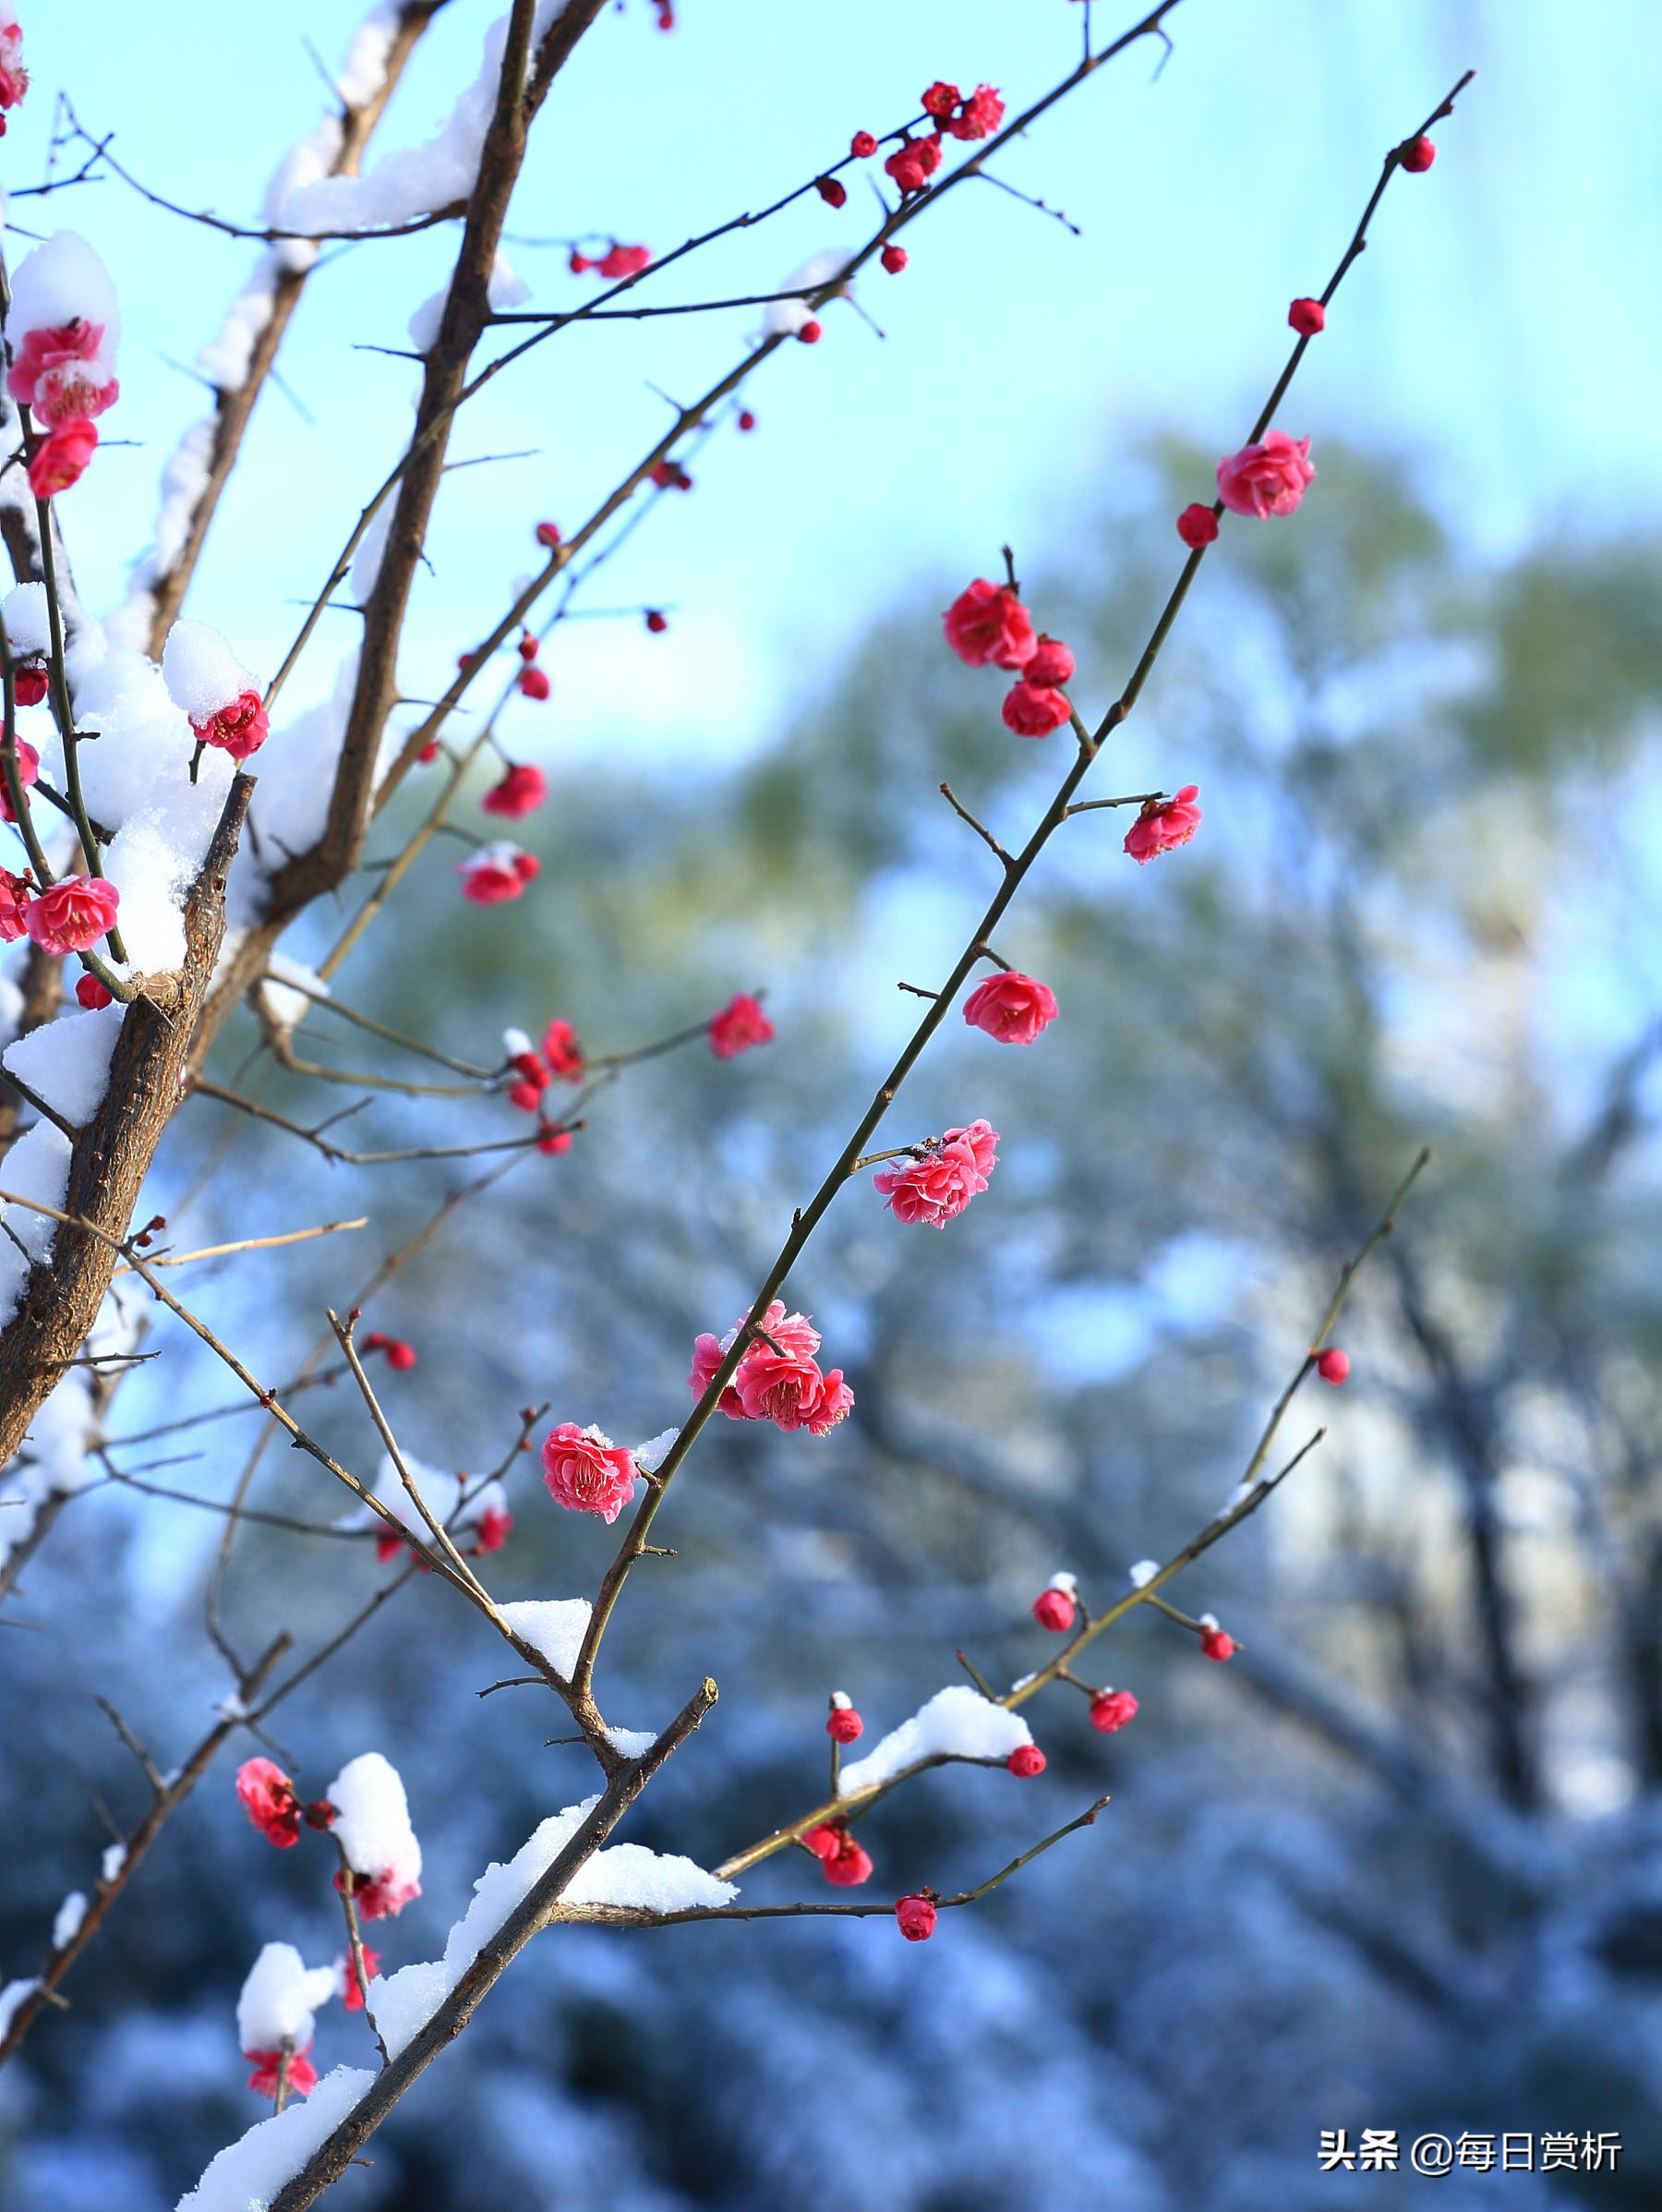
[458,840,539,904]
[541,1422,638,1523]
[873,1119,999,1227]
[162,620,269,759]
[687,1299,853,1435]
[6,231,119,423]
[1032,1571,1078,1633]
[237,1941,337,2098]
[325,1752,422,1921]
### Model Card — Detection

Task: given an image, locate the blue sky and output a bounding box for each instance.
[7,0,1660,768]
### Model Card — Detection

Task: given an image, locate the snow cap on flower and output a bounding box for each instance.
[1032,1570,1077,1633]
[458,841,538,904]
[236,1941,337,2079]
[7,232,119,417]
[827,1691,864,1744]
[324,1752,422,1919]
[162,620,268,759]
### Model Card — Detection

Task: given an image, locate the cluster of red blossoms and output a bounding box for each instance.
[505,1016,584,1108]
[942,576,1078,741]
[689,1299,854,1436]
[191,690,270,761]
[941,569,1206,868]
[847,78,1005,206]
[0,867,120,958]
[11,317,118,503]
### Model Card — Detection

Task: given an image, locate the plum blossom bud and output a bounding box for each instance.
[708,992,773,1058]
[0,736,39,822]
[850,130,877,159]
[1007,1743,1046,1778]
[1176,503,1220,549]
[1288,296,1326,335]
[1400,134,1436,171]
[1090,1688,1138,1734]
[518,666,550,701]
[24,874,118,955]
[881,245,909,274]
[76,974,113,1009]
[1033,1571,1077,1633]
[482,763,548,818]
[963,973,1057,1046]
[1025,636,1075,687]
[1198,1614,1237,1663]
[341,1946,381,2012]
[645,610,668,634]
[1123,786,1201,865]
[826,1692,864,1744]
[1215,431,1315,519]
[1316,1347,1351,1384]
[896,1892,938,1941]
[542,1019,584,1081]
[1002,681,1071,739]
[541,1421,637,1524]
[475,1503,512,1552]
[943,579,1036,670]
[738,409,757,431]
[801,1820,873,1886]
[814,176,847,210]
[798,320,823,344]
[13,660,48,707]
[518,631,539,661]
[536,519,562,549]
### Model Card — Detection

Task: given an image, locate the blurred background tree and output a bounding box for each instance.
[5,445,1662,2209]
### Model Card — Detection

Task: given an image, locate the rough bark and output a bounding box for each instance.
[0,775,253,1465]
